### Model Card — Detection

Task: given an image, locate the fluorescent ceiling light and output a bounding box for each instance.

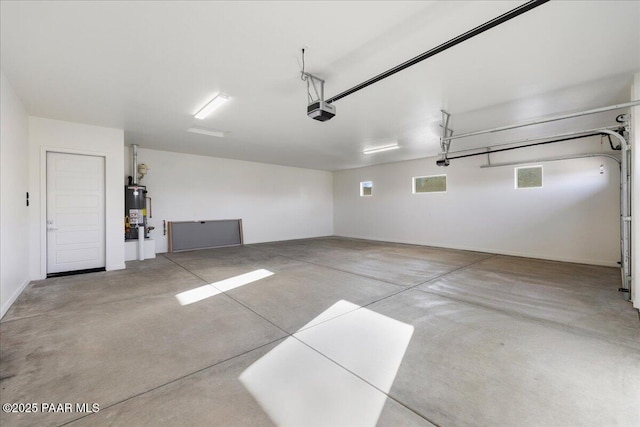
[194,93,230,119]
[363,144,399,154]
[187,127,227,138]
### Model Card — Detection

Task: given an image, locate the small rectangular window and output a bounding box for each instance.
[413,175,446,193]
[515,166,543,189]
[360,181,373,197]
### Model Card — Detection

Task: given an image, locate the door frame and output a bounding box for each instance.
[39,147,108,278]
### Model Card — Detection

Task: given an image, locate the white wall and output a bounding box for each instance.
[632,72,640,308]
[126,148,333,252]
[1,71,30,318]
[29,117,125,279]
[334,138,620,266]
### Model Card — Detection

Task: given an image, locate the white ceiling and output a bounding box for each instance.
[2,1,639,171]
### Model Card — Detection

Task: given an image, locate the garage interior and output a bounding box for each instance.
[1,1,639,426]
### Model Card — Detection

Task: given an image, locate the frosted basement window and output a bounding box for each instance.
[413,175,447,193]
[515,166,543,189]
[360,181,373,197]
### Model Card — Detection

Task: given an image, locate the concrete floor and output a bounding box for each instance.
[1,237,638,426]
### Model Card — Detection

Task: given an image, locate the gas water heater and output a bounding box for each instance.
[124,183,147,240]
[125,144,153,240]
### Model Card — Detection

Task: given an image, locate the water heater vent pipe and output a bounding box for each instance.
[132,144,139,185]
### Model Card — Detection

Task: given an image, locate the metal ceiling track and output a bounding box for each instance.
[442,126,623,161]
[479,153,621,169]
[441,100,640,145]
[325,0,550,104]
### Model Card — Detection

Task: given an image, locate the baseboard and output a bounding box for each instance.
[332,234,620,268]
[245,234,335,245]
[107,263,127,271]
[1,278,30,320]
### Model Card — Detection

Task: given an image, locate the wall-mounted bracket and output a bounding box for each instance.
[437,110,453,166]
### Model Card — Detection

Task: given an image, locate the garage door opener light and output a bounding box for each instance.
[300,49,336,122]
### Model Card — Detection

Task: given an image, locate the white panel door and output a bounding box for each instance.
[47,152,105,274]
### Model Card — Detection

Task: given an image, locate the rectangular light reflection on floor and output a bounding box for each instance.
[213,269,274,292]
[294,300,415,395]
[175,269,274,306]
[239,300,414,427]
[175,284,222,306]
